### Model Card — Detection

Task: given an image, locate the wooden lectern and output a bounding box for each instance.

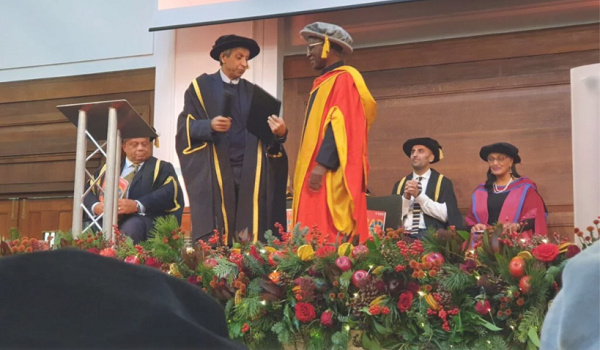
[58,100,157,241]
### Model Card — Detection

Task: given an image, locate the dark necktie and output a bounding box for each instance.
[411,177,423,234]
[123,164,139,185]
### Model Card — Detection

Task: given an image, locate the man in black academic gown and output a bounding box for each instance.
[85,137,184,243]
[176,35,288,243]
[392,138,463,238]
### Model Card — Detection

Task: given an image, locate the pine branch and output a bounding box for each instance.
[473,335,509,350]
[234,296,263,320]
[244,254,268,276]
[277,254,306,277]
[214,257,239,281]
[440,265,476,292]
[247,277,263,297]
[517,304,544,343]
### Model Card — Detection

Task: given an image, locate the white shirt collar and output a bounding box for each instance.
[412,168,431,180]
[219,69,240,84]
[125,158,144,169]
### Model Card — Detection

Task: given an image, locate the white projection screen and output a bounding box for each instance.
[150,0,411,31]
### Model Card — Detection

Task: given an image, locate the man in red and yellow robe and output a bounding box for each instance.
[292,22,377,243]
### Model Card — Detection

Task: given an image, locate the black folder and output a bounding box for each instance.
[247,86,282,144]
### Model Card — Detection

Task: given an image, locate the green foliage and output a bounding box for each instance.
[290,223,309,247]
[331,330,349,350]
[213,257,238,281]
[516,304,544,344]
[472,335,509,350]
[339,270,353,289]
[263,229,277,247]
[115,235,136,259]
[247,277,263,297]
[244,254,268,276]
[277,254,306,277]
[9,227,20,241]
[144,215,184,263]
[272,321,293,344]
[233,296,263,321]
[440,264,476,292]
[52,230,73,249]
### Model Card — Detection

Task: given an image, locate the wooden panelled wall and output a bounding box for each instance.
[0,68,155,237]
[283,24,600,236]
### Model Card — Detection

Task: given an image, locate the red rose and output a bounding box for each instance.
[295,302,316,323]
[320,310,334,327]
[315,245,336,258]
[565,245,581,259]
[397,291,414,312]
[532,243,560,262]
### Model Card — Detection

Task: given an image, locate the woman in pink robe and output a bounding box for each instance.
[466,142,548,237]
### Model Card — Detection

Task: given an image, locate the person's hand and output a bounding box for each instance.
[309,164,327,191]
[404,180,420,199]
[211,116,231,132]
[267,115,287,137]
[471,223,487,233]
[117,199,138,215]
[93,202,104,216]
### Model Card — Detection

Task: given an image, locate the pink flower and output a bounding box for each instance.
[475,300,491,315]
[320,310,334,327]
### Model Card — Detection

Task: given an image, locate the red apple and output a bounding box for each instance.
[203,258,218,268]
[335,256,352,272]
[124,255,141,264]
[351,270,370,288]
[268,251,285,266]
[352,245,369,259]
[424,252,445,266]
[509,257,526,278]
[519,275,532,294]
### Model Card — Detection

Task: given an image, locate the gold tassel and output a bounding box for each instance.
[321,36,330,59]
[154,137,160,148]
[438,148,444,160]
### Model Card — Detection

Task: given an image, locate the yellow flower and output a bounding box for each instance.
[297,244,315,261]
[231,248,241,254]
[264,246,276,253]
[338,242,354,256]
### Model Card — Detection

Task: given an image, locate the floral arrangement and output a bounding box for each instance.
[1,216,599,350]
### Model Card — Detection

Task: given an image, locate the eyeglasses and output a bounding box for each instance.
[487,155,508,163]
[306,42,323,54]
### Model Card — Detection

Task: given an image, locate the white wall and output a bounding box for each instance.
[0,0,156,82]
[571,64,600,233]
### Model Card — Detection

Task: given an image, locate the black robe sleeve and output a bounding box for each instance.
[438,177,464,230]
[315,127,340,170]
[137,161,184,223]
